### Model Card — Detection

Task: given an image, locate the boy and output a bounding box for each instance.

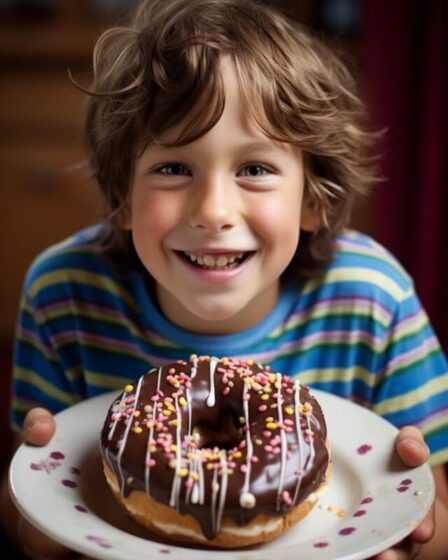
[2,1,447,558]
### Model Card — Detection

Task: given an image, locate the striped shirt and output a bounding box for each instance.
[12,225,448,465]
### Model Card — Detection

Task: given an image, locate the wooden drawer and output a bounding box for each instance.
[0,142,100,337]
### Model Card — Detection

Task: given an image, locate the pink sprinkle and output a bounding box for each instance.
[146,459,156,468]
[263,430,272,437]
[169,368,176,374]
[282,490,292,505]
[264,445,273,452]
[258,404,268,412]
[185,480,193,489]
[240,464,248,473]
[222,387,230,396]
[250,456,259,463]
[243,394,250,401]
[361,497,373,504]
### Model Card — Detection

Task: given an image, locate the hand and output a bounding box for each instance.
[17,408,93,560]
[373,426,433,560]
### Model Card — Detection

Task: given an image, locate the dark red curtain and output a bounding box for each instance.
[363,0,448,352]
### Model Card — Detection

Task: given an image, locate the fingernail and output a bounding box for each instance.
[28,417,48,430]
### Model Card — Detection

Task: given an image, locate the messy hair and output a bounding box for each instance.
[83,0,379,280]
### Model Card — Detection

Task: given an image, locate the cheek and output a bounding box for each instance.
[252,195,302,249]
[131,192,180,238]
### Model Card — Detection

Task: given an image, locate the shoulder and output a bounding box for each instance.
[22,225,129,306]
[326,229,414,302]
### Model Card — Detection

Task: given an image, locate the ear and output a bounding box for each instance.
[117,202,132,231]
[300,195,320,232]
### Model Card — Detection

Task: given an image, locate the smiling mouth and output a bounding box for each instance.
[177,251,254,270]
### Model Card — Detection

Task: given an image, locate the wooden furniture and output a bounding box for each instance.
[0,4,106,342]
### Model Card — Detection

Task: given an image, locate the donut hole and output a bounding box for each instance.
[192,413,243,450]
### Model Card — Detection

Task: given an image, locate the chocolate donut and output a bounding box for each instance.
[101,355,330,547]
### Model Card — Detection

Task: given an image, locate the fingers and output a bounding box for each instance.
[395,425,429,467]
[409,506,435,543]
[23,408,56,446]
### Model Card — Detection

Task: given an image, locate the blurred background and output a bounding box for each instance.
[0,0,446,498]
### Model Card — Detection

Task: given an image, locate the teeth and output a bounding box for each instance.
[183,252,245,269]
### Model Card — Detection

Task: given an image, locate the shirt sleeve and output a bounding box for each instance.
[11,289,79,432]
[371,285,448,466]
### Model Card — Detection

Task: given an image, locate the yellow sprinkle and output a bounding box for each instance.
[132,426,143,434]
[190,472,200,480]
[179,397,187,406]
[133,410,141,417]
[284,407,294,415]
[168,419,179,427]
[179,468,188,477]
[170,444,177,452]
[149,445,157,452]
[124,384,134,393]
[265,416,274,423]
[246,359,254,366]
[261,393,270,401]
[206,463,215,470]
[337,509,346,517]
[239,417,246,424]
[233,451,242,459]
[266,422,278,430]
[269,374,276,384]
[163,409,172,417]
[255,438,263,445]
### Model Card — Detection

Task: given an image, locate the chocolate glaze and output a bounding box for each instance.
[101,356,329,540]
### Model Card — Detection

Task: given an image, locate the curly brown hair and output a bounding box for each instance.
[82,0,380,280]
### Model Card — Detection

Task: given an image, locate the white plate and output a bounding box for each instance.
[9,390,434,560]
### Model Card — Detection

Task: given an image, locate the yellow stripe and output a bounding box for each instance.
[270,301,391,338]
[303,267,409,302]
[27,269,138,311]
[85,370,135,390]
[296,366,375,388]
[372,375,448,416]
[14,367,76,406]
[428,449,448,467]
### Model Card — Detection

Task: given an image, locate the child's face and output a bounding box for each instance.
[124,61,316,334]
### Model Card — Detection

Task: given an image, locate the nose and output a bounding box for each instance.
[188,176,237,232]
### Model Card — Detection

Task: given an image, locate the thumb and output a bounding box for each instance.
[23,407,56,446]
[395,425,429,467]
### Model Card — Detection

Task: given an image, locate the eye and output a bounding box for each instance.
[238,164,271,177]
[155,163,190,176]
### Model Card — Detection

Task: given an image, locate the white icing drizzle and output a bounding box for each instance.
[216,450,228,532]
[240,380,253,499]
[144,367,162,494]
[292,380,306,505]
[276,373,287,509]
[211,461,219,534]
[116,374,144,493]
[190,354,198,379]
[206,357,218,407]
[169,393,183,508]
